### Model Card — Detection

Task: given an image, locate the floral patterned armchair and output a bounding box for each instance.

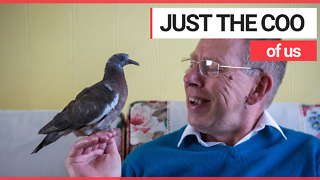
[126,101,169,154]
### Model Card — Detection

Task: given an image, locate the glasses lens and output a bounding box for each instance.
[199,60,219,77]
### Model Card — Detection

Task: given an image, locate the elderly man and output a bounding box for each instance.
[65,39,320,177]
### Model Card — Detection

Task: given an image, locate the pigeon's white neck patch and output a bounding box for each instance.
[116,64,122,71]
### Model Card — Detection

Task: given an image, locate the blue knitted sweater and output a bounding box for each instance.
[122,126,320,177]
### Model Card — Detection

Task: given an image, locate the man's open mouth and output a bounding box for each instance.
[189,97,210,105]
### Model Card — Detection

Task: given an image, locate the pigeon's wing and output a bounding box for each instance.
[74,87,91,100]
[38,83,119,134]
[69,83,120,126]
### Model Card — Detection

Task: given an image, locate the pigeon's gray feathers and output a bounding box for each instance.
[32,53,139,154]
[38,83,119,134]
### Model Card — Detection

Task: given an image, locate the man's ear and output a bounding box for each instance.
[246,73,273,105]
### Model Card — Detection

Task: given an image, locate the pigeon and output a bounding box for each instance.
[31,53,139,154]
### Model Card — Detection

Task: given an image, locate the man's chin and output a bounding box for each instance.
[188,116,209,130]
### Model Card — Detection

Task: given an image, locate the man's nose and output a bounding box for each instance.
[183,64,204,87]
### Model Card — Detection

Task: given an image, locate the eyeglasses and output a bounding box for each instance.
[182,58,262,77]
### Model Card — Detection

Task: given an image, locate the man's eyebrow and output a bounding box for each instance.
[189,54,223,64]
[203,56,223,64]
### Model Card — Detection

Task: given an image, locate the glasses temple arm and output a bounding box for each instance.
[219,65,252,70]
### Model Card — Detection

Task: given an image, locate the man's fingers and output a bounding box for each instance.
[97,141,107,150]
[93,131,118,155]
[92,130,116,139]
[68,136,99,156]
[67,131,116,157]
[92,131,117,150]
[92,144,99,151]
[105,137,119,156]
[83,146,93,154]
[66,148,105,164]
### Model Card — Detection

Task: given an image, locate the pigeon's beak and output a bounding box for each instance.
[126,59,140,66]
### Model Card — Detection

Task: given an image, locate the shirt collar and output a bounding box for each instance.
[177,110,287,147]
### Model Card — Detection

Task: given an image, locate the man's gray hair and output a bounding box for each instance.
[242,39,287,108]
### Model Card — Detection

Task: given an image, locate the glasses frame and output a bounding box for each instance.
[182,58,262,77]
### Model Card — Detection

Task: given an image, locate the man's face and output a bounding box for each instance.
[183,39,257,135]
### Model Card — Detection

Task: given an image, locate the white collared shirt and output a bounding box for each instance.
[177,110,287,147]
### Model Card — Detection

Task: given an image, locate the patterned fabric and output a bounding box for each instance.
[126,101,168,155]
[302,104,320,139]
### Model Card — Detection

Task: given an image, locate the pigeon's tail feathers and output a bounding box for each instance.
[38,112,69,134]
[31,132,64,154]
[38,124,58,134]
